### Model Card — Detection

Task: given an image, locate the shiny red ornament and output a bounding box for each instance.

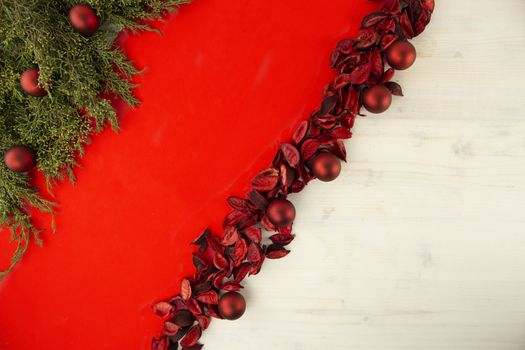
[386,41,417,70]
[20,68,47,97]
[267,198,296,227]
[218,292,246,320]
[362,84,392,114]
[312,151,341,182]
[69,4,101,36]
[3,146,36,173]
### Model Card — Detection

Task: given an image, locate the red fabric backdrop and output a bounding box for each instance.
[0,1,377,349]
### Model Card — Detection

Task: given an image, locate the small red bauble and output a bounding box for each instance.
[3,146,36,173]
[362,85,392,114]
[386,41,417,70]
[69,4,101,36]
[20,68,47,97]
[218,292,246,321]
[267,198,296,227]
[312,151,341,182]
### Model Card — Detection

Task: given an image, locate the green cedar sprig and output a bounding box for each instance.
[0,0,190,278]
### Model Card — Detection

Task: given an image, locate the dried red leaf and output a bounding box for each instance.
[361,12,388,28]
[153,302,174,318]
[243,225,262,243]
[213,252,229,271]
[265,244,291,259]
[213,271,227,289]
[300,139,320,161]
[195,290,218,305]
[206,305,223,319]
[385,81,403,96]
[330,127,352,140]
[163,321,181,336]
[180,279,192,301]
[182,344,204,350]
[378,67,395,84]
[186,298,203,316]
[196,315,211,330]
[269,233,295,246]
[247,241,262,263]
[151,337,169,350]
[247,190,269,210]
[226,196,250,211]
[233,262,252,282]
[348,63,371,84]
[354,28,380,49]
[221,226,240,246]
[380,34,399,51]
[231,238,248,263]
[281,143,300,168]
[399,11,415,38]
[252,167,280,191]
[220,281,244,291]
[421,0,435,11]
[180,325,202,348]
[370,50,383,78]
[292,120,309,145]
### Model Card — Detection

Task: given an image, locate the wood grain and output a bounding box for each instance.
[202,1,525,349]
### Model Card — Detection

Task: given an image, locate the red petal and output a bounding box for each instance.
[195,290,219,305]
[180,325,202,348]
[280,143,300,168]
[180,279,192,301]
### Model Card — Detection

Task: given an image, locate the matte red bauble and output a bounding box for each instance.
[386,41,417,70]
[267,198,296,227]
[3,146,36,173]
[218,292,246,321]
[312,151,341,182]
[362,85,392,114]
[20,68,47,97]
[69,4,101,36]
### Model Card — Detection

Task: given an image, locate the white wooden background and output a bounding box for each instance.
[203,1,525,349]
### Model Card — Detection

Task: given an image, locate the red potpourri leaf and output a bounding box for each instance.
[180,279,192,301]
[192,253,208,271]
[213,271,227,289]
[300,139,321,161]
[320,93,338,116]
[348,63,371,84]
[186,297,203,316]
[370,49,383,77]
[421,0,435,11]
[269,233,295,246]
[399,11,415,38]
[243,225,262,243]
[180,325,202,348]
[182,344,204,350]
[233,262,252,282]
[354,28,380,49]
[292,120,309,145]
[196,315,211,330]
[231,238,248,263]
[381,0,401,14]
[261,213,276,232]
[227,196,250,211]
[385,81,403,96]
[221,226,240,246]
[252,168,280,191]
[206,234,224,254]
[377,17,396,34]
[220,281,244,291]
[330,127,352,140]
[153,301,174,318]
[332,140,348,161]
[247,189,269,210]
[291,180,305,193]
[378,67,395,84]
[265,244,291,259]
[163,321,181,336]
[280,143,300,168]
[195,290,219,305]
[206,305,223,319]
[380,34,399,51]
[151,337,170,350]
[360,12,388,28]
[247,241,262,263]
[213,252,229,271]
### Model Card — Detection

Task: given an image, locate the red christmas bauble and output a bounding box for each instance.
[386,41,417,70]
[3,146,36,173]
[362,85,392,114]
[312,151,341,182]
[20,68,47,97]
[218,292,246,321]
[69,4,101,36]
[267,198,296,227]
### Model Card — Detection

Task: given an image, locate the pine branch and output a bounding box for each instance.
[0,0,190,278]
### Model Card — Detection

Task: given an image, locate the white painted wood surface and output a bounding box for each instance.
[203,1,525,349]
